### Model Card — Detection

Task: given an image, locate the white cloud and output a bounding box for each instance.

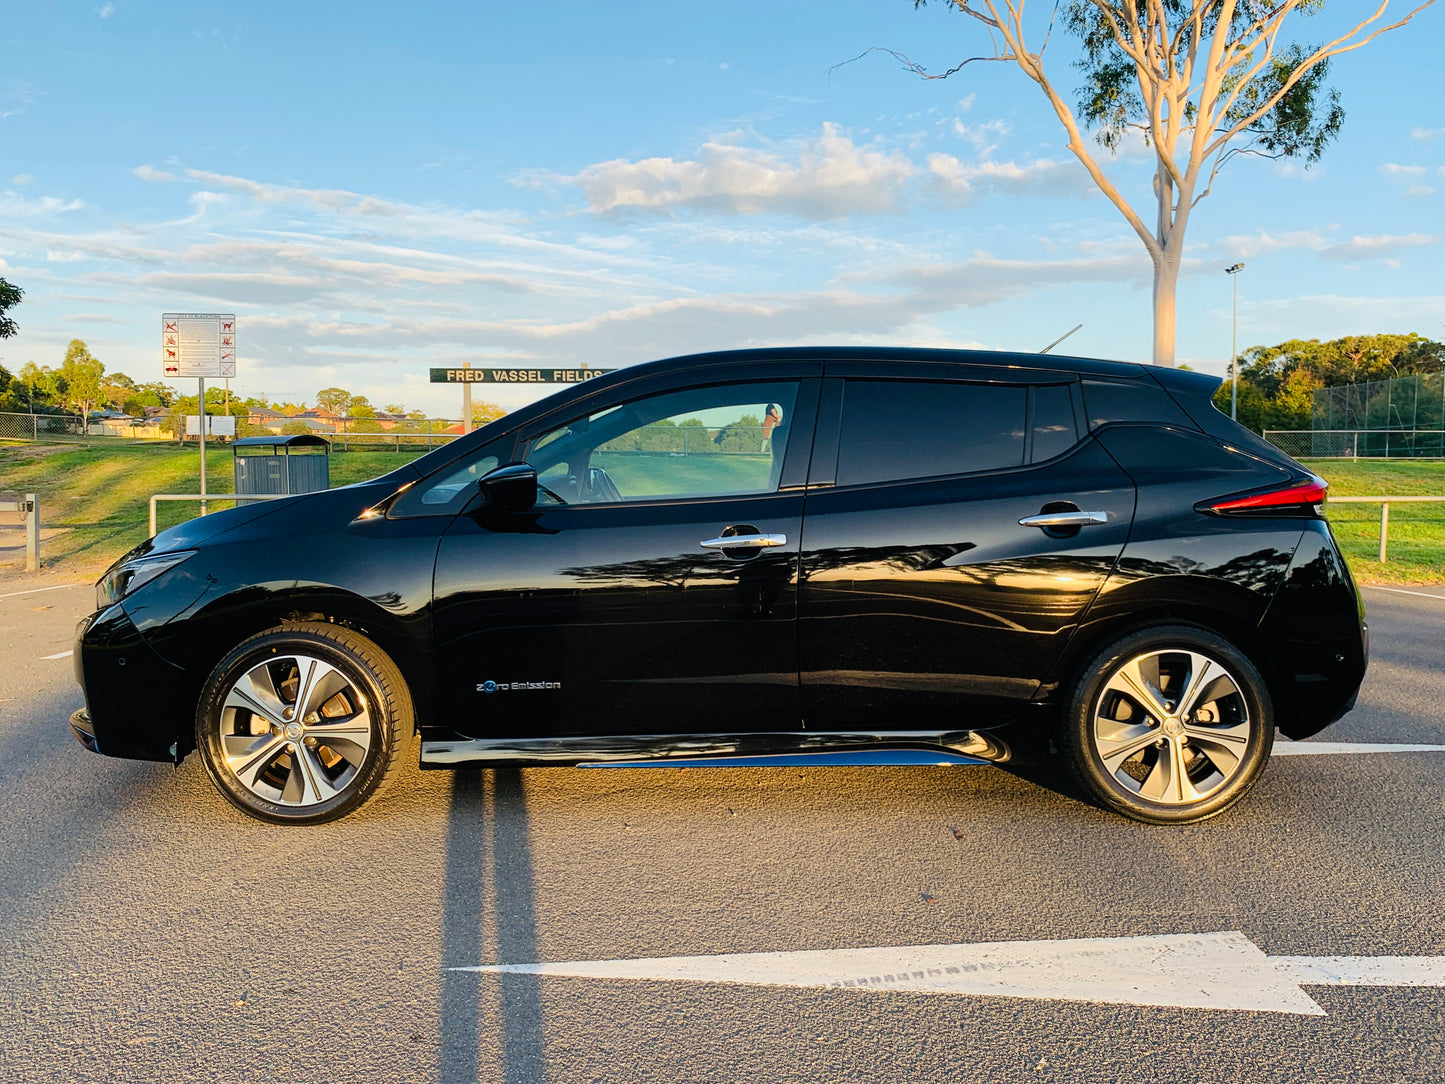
[538,124,917,219]
[1318,233,1441,262]
[1216,229,1440,262]
[97,3,115,17]
[1216,229,1329,259]
[1410,127,1445,141]
[133,164,175,183]
[950,118,1011,152]
[12,174,32,186]
[1379,162,1427,177]
[927,154,1092,203]
[0,191,85,217]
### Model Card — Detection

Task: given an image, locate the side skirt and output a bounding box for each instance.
[418,729,1009,769]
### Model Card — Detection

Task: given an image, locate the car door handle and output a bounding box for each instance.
[1018,511,1110,528]
[699,533,788,550]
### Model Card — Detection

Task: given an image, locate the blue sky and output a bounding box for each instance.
[1,0,1441,416]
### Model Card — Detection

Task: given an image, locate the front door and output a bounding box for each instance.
[432,371,819,739]
[798,372,1135,729]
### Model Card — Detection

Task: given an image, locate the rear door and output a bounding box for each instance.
[797,363,1135,729]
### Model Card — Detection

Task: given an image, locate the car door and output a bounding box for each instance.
[797,364,1135,729]
[431,365,821,739]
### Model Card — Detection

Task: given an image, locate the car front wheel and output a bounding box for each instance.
[196,622,413,824]
[1063,625,1274,824]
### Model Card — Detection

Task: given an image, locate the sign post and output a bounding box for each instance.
[462,362,472,436]
[164,314,237,516]
[430,366,617,435]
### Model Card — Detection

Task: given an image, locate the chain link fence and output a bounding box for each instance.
[1314,372,1445,433]
[0,412,86,442]
[1265,429,1445,459]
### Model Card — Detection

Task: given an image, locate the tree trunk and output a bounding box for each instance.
[1151,255,1180,368]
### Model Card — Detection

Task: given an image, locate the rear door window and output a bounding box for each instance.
[835,380,1026,487]
[1030,384,1080,462]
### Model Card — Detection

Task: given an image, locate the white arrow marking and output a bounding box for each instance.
[1273,741,1445,756]
[450,931,1445,1016]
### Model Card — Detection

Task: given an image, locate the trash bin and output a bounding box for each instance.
[233,434,331,500]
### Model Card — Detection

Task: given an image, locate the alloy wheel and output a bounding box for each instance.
[218,653,374,808]
[1090,648,1252,805]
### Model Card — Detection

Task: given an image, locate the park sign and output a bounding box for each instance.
[163,313,237,378]
[430,367,616,384]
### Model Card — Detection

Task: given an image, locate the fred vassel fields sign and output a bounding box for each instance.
[429,367,616,384]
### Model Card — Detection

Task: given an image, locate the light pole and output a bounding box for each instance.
[1226,262,1245,420]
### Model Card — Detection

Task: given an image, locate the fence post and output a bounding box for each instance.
[25,493,39,573]
[1379,502,1390,563]
[149,495,158,539]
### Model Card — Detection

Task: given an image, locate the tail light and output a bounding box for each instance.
[1197,476,1328,518]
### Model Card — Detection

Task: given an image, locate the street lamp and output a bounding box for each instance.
[1226,262,1246,420]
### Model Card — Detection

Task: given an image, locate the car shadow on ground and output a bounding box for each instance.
[441,768,543,1084]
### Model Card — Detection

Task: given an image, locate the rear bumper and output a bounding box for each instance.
[1259,522,1369,740]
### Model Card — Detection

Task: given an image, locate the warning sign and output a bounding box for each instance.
[163,314,237,378]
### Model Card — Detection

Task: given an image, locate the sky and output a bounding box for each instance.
[1,0,1442,417]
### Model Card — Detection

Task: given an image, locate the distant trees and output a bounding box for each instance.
[314,387,353,415]
[472,400,506,426]
[1217,332,1444,432]
[59,340,104,421]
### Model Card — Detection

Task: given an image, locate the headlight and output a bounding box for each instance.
[96,551,196,609]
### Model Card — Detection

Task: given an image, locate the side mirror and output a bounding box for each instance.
[478,462,538,514]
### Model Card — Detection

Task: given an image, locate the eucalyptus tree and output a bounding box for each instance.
[899,1,1434,366]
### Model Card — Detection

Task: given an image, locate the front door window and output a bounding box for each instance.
[528,382,798,504]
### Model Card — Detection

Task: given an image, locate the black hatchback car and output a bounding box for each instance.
[72,348,1367,825]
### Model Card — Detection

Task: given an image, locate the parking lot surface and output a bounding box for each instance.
[1,579,1442,1082]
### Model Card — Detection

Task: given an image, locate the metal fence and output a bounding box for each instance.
[1314,372,1445,433]
[1264,429,1445,459]
[0,412,86,442]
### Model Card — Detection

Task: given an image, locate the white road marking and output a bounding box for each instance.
[1273,741,1445,756]
[0,583,88,600]
[41,649,73,660]
[450,931,1445,1016]
[1365,585,1445,601]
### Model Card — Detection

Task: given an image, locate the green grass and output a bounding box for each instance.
[1302,459,1445,584]
[0,443,425,576]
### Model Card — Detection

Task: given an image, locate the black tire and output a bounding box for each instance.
[1062,624,1274,824]
[195,622,413,825]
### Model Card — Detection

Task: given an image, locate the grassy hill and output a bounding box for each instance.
[0,443,426,576]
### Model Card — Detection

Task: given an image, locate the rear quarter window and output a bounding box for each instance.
[1082,377,1195,431]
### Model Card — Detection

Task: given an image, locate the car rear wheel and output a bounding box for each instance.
[1063,625,1273,824]
[196,622,412,824]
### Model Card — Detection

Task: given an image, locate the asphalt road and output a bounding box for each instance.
[1,578,1442,1083]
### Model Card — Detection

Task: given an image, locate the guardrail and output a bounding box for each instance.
[1328,495,1445,562]
[0,493,40,572]
[148,493,290,538]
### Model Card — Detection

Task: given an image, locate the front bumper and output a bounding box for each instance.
[69,708,100,753]
[73,603,189,763]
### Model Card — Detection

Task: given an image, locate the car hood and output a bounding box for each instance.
[107,479,408,571]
